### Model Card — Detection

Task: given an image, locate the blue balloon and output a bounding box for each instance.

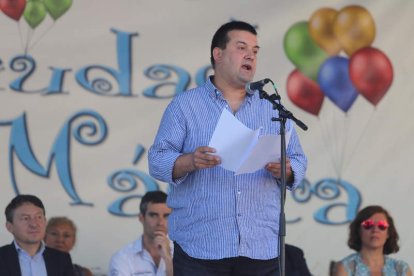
[318,56,358,112]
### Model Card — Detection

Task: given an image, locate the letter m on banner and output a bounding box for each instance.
[0,111,107,206]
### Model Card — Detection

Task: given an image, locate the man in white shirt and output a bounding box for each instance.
[109,191,173,276]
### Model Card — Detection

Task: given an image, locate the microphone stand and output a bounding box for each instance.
[257,86,307,276]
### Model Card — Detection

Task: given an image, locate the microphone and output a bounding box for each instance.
[245,78,271,95]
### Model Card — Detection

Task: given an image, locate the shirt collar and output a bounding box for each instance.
[14,240,46,257]
[206,75,254,104]
[132,235,145,255]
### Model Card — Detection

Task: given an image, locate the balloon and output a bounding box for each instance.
[44,0,72,20]
[318,56,359,112]
[0,0,26,21]
[349,47,393,106]
[284,21,328,81]
[24,0,46,29]
[333,5,376,56]
[309,7,342,55]
[287,69,324,116]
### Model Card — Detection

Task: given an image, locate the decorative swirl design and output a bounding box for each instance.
[108,169,159,193]
[69,110,108,145]
[145,64,172,80]
[107,169,160,217]
[91,77,113,94]
[108,170,139,192]
[9,55,35,73]
[143,64,190,98]
[291,178,312,202]
[291,177,362,224]
[313,178,341,200]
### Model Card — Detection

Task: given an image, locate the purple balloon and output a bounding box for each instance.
[318,56,358,112]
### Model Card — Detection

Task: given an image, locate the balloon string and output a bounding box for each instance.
[18,21,25,55]
[318,117,340,177]
[342,107,375,172]
[318,102,342,177]
[24,28,34,56]
[28,22,56,52]
[338,112,351,179]
[333,106,346,179]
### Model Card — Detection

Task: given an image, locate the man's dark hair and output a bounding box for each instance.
[210,21,257,68]
[5,194,45,223]
[348,205,399,254]
[139,191,167,216]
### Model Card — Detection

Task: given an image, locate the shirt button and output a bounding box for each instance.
[238,213,242,217]
[237,190,241,195]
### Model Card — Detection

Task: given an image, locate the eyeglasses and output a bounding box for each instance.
[360,219,389,231]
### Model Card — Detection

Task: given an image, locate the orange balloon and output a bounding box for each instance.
[309,7,341,55]
[333,5,376,56]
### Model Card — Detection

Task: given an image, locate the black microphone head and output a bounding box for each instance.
[245,78,271,95]
[245,82,255,95]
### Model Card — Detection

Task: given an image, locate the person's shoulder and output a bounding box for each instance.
[45,246,71,258]
[0,243,15,255]
[285,244,304,257]
[110,239,140,260]
[386,256,411,270]
[338,252,360,268]
[340,252,358,261]
[74,263,93,276]
[173,84,209,101]
[285,244,303,252]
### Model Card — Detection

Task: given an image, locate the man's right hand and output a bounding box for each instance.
[192,146,221,170]
[172,146,221,179]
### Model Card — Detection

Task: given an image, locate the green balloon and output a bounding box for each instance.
[24,0,47,29]
[44,0,73,20]
[284,21,328,81]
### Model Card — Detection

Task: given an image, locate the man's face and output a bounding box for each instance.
[139,202,171,239]
[6,203,47,247]
[214,30,259,87]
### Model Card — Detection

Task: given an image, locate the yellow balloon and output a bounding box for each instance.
[309,7,341,55]
[333,5,376,56]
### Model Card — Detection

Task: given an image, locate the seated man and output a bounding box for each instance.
[0,194,74,276]
[109,191,173,276]
[285,243,312,276]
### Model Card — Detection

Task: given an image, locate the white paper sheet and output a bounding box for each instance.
[208,109,291,175]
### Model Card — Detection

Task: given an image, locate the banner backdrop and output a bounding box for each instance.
[1,0,413,275]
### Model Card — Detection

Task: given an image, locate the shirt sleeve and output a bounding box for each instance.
[148,98,188,185]
[286,122,308,190]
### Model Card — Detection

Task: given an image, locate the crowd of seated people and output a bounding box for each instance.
[1,194,411,276]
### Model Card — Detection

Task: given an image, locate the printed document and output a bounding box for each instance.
[208,108,290,175]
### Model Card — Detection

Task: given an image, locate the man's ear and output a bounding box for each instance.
[6,221,13,234]
[213,48,222,64]
[138,213,144,224]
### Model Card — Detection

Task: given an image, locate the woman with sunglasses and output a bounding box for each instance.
[334,205,412,276]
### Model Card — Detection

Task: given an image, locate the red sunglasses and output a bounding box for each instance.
[361,219,389,231]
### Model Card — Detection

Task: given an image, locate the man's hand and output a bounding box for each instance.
[154,231,172,261]
[154,231,173,276]
[265,158,293,183]
[191,146,221,170]
[173,146,221,179]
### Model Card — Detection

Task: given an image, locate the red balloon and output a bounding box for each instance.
[0,0,26,21]
[287,69,324,116]
[349,47,393,106]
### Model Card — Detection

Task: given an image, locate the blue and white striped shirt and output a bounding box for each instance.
[148,77,307,260]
